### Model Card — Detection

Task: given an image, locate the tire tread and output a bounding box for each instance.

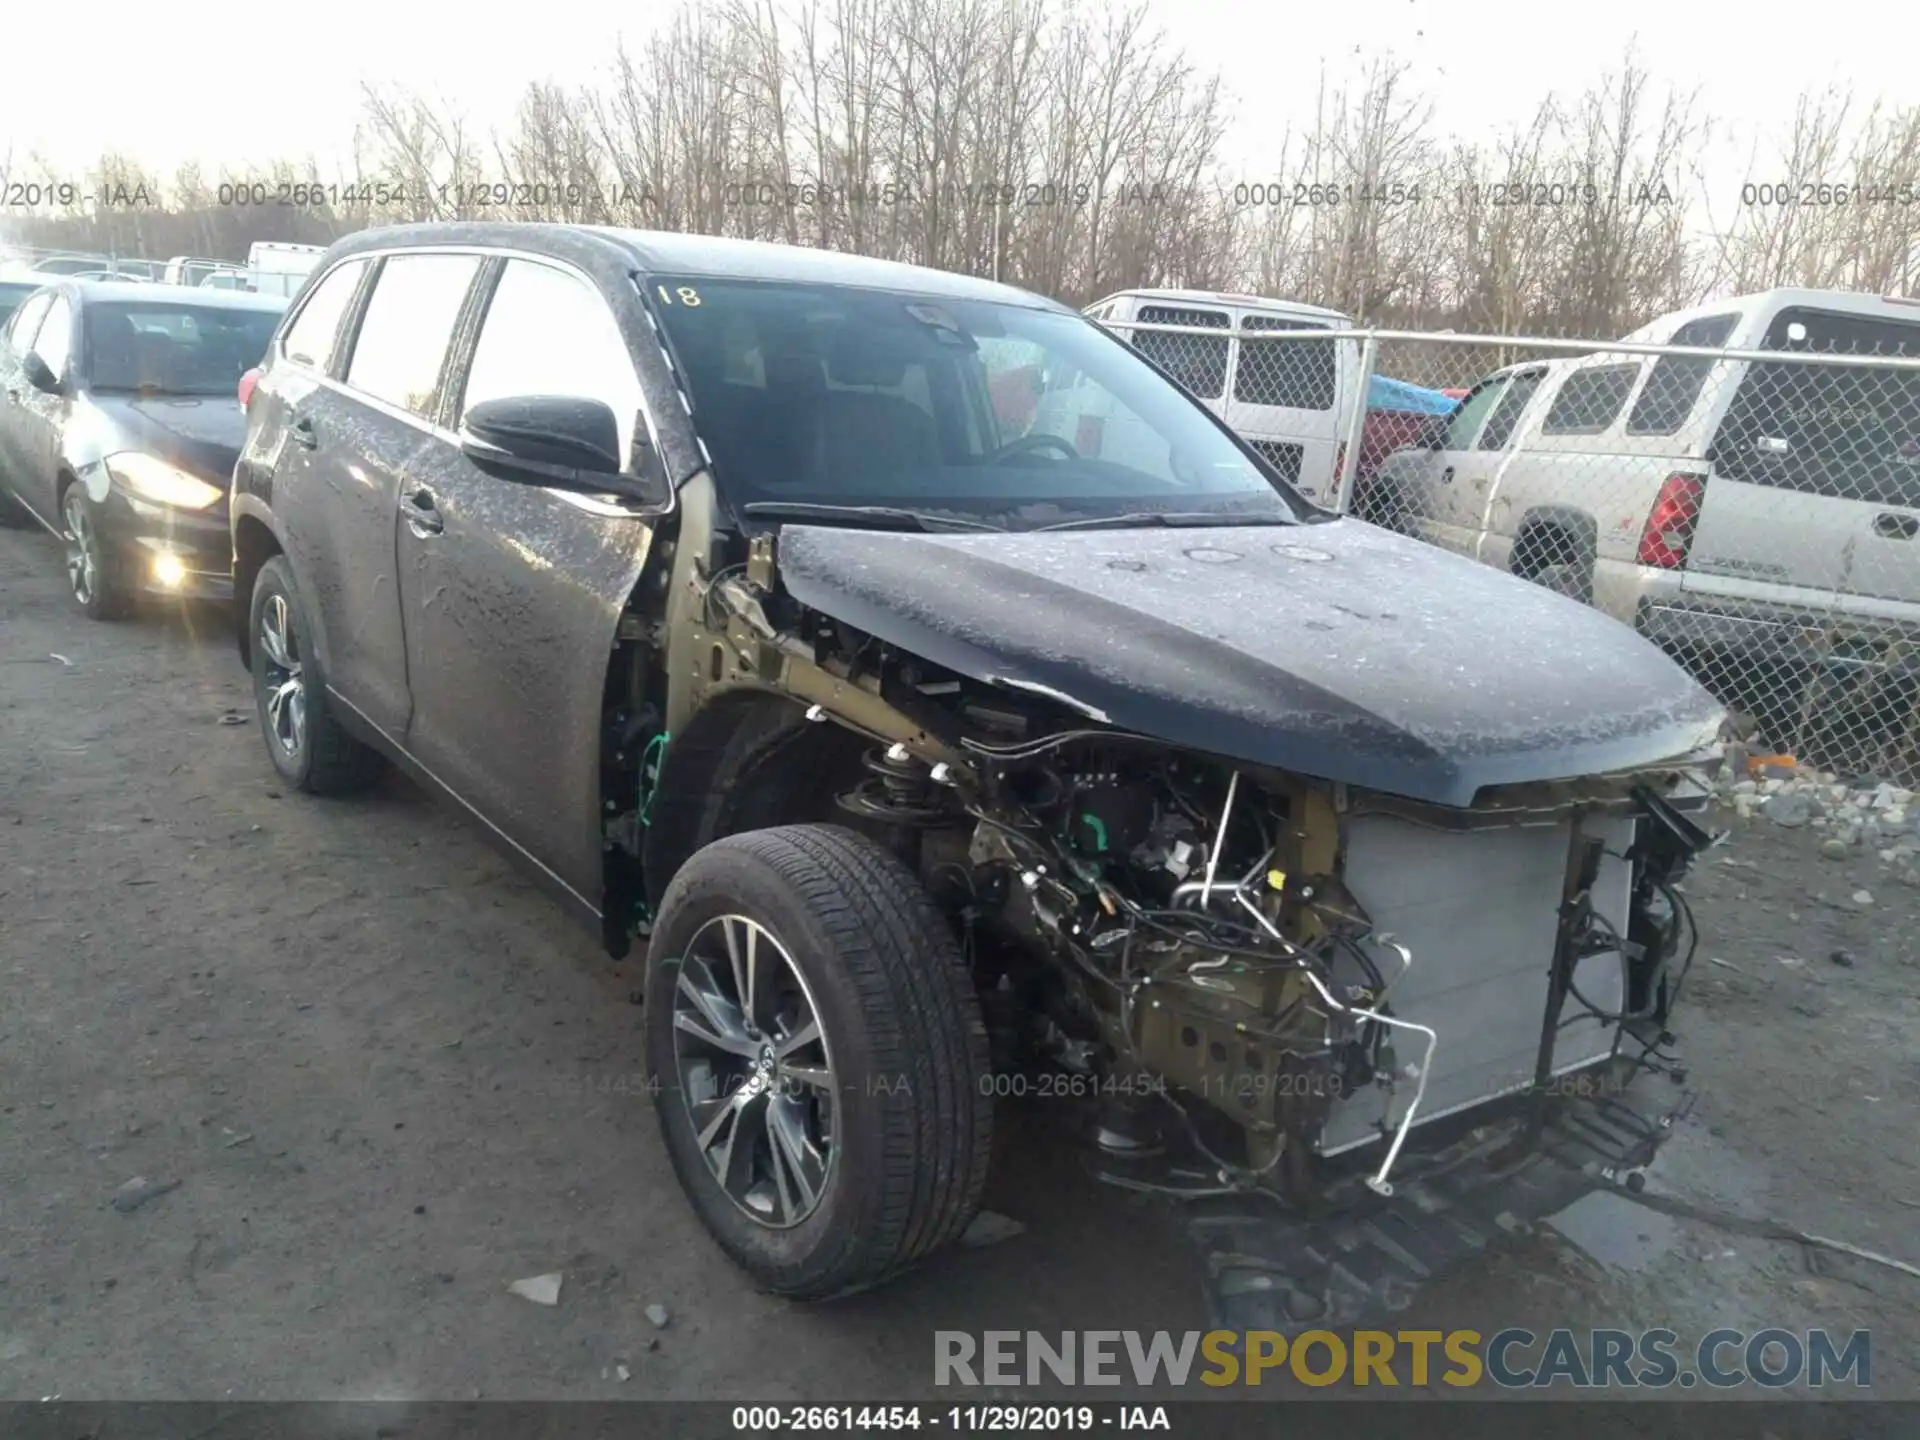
[652,824,992,1298]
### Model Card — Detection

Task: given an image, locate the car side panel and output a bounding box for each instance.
[8,387,64,525]
[5,297,80,525]
[246,366,417,738]
[0,316,45,518]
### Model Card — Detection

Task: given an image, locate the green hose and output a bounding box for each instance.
[638,731,670,826]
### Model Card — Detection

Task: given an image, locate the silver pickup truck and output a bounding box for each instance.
[1366,288,1920,759]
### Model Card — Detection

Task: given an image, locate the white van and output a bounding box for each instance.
[163,255,231,287]
[245,242,326,298]
[1081,289,1362,504]
[1370,287,1920,746]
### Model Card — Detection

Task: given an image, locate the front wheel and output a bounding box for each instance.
[62,486,131,620]
[646,824,993,1299]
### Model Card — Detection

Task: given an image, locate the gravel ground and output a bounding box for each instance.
[2,521,1916,1403]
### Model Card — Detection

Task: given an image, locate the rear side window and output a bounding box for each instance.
[1711,306,1920,506]
[1478,369,1544,449]
[1132,305,1228,400]
[7,292,51,350]
[33,296,74,380]
[1627,313,1737,435]
[459,260,646,463]
[280,260,367,371]
[344,253,482,419]
[1541,363,1640,435]
[1234,316,1337,411]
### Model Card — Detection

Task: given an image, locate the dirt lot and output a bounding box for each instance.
[2,520,1917,1403]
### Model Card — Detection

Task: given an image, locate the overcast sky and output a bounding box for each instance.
[5,0,1908,193]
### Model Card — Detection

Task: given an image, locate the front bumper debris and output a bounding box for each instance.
[1174,1085,1691,1333]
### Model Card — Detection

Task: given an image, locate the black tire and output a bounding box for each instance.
[1529,560,1593,605]
[646,824,993,1299]
[60,485,133,620]
[248,555,383,794]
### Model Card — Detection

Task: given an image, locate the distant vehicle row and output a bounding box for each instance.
[0,243,326,296]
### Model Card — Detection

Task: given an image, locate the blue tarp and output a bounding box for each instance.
[1367,374,1457,415]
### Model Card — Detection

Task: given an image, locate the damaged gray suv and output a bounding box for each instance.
[232,223,1724,1319]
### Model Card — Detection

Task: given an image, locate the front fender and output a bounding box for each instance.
[57,412,116,504]
[228,492,283,666]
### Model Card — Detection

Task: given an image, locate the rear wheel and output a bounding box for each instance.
[62,486,132,620]
[249,556,383,794]
[646,824,993,1299]
[1529,561,1592,604]
[1511,525,1595,607]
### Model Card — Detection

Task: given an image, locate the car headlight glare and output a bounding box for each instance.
[106,452,224,510]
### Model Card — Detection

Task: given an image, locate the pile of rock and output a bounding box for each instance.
[1715,762,1918,866]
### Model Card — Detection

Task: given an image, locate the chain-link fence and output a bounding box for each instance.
[1104,310,1920,788]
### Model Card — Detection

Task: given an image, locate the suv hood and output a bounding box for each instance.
[775,519,1724,807]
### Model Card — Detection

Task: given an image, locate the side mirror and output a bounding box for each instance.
[22,352,63,395]
[460,395,670,507]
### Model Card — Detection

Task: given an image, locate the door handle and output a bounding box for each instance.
[290,415,318,449]
[1440,466,1455,485]
[1873,512,1918,540]
[403,486,444,536]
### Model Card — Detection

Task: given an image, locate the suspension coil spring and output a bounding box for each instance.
[837,743,949,825]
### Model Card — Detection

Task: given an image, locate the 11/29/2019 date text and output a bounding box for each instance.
[730,1405,1131,1431]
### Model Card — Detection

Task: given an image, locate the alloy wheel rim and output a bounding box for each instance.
[670,914,837,1229]
[258,593,307,759]
[63,492,97,605]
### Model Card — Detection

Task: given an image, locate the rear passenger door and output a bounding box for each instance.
[394,255,663,917]
[11,293,76,524]
[0,291,53,520]
[272,251,477,741]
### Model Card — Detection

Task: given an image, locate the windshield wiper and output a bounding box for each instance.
[1034,510,1299,533]
[740,502,1005,533]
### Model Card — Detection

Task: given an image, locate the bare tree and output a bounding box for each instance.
[1706,92,1920,296]
[16,8,1908,342]
[355,83,487,221]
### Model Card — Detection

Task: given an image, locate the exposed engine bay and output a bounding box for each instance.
[868,728,1707,1204]
[637,516,1722,1212]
